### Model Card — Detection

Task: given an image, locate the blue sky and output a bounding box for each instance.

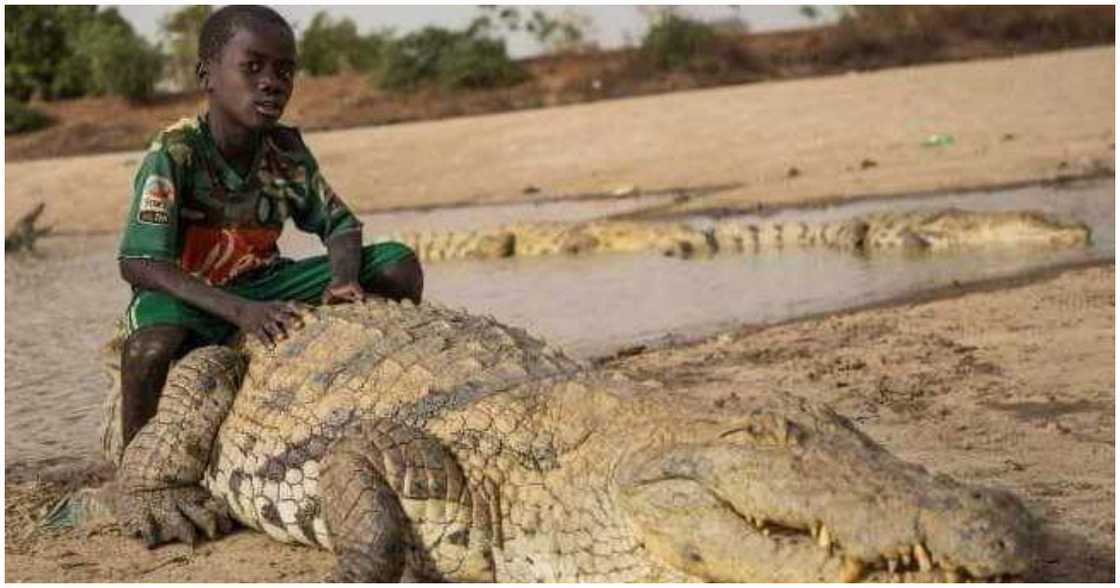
[114,5,835,58]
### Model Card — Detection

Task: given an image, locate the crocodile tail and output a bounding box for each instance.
[376,229,516,262]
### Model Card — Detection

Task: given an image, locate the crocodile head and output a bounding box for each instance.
[867,208,1091,251]
[613,393,1036,582]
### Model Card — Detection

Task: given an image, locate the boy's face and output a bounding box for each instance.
[203,25,296,132]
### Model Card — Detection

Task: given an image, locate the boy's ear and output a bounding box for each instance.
[196,61,209,89]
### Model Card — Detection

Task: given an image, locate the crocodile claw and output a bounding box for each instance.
[118,486,234,548]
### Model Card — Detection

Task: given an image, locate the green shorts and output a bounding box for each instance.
[124,241,415,346]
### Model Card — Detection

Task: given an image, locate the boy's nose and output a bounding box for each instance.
[258,71,288,94]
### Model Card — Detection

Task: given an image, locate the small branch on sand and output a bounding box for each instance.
[5,202,53,254]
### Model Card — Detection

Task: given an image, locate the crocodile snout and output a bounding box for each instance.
[614,399,1037,582]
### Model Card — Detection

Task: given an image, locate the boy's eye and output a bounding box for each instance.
[245,61,262,74]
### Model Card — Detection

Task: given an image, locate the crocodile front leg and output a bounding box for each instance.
[321,419,497,582]
[321,436,410,581]
[116,345,243,547]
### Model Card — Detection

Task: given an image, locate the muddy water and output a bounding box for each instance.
[5,180,1113,478]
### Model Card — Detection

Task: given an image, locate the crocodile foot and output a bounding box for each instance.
[118,486,235,548]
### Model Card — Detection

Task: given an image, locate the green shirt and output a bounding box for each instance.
[118,115,361,286]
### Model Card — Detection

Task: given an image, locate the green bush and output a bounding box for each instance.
[640,13,718,70]
[379,26,528,92]
[50,53,93,99]
[638,13,756,75]
[84,30,165,101]
[5,5,75,100]
[299,11,388,76]
[5,99,53,135]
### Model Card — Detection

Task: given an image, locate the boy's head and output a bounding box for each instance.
[197,5,297,131]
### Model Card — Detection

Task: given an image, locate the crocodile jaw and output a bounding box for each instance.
[614,398,1036,582]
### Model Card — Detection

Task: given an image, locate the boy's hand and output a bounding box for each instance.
[238,301,307,346]
[322,281,366,305]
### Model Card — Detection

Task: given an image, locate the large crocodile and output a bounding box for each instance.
[97,300,1036,582]
[380,208,1090,261]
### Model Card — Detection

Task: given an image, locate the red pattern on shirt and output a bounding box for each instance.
[179,226,282,285]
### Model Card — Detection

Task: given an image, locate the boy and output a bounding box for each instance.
[117,6,423,448]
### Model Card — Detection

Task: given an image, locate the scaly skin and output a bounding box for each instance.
[103,300,1037,582]
[379,208,1090,261]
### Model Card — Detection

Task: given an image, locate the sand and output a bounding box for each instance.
[4,47,1114,235]
[4,46,1115,582]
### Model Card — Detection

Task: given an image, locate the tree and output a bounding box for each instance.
[5,5,163,101]
[79,12,165,101]
[379,25,527,92]
[298,11,389,76]
[5,5,82,100]
[160,5,211,91]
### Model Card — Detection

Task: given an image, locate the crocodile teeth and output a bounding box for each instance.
[914,543,932,572]
[840,557,865,582]
[886,557,899,573]
[810,522,820,539]
[944,569,962,583]
[818,525,831,548]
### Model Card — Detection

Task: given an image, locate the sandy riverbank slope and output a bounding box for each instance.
[5,47,1113,235]
[5,265,1113,582]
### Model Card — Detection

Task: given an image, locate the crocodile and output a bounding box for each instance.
[379,208,1090,261]
[97,300,1037,582]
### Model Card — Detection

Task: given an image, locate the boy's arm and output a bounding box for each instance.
[120,258,305,345]
[321,229,365,305]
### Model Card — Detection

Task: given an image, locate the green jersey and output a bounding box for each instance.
[118,115,361,286]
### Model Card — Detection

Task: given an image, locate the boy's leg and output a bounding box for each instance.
[119,290,236,448]
[230,241,423,305]
[120,325,190,448]
[363,252,423,304]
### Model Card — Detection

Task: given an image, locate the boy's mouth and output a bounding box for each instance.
[254,100,284,119]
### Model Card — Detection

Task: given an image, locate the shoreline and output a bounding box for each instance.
[591,255,1116,367]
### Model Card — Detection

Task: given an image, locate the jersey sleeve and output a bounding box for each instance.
[290,152,363,243]
[117,148,183,262]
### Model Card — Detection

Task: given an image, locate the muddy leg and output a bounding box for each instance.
[120,325,190,449]
[321,437,409,582]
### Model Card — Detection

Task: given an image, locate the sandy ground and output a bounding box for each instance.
[4,47,1114,235]
[5,265,1113,582]
[4,47,1115,582]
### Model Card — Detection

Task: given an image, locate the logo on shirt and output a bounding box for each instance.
[137,175,175,226]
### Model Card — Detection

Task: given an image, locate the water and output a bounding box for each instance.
[362,179,1116,357]
[4,180,1114,475]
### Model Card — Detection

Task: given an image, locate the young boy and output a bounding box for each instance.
[116,6,423,448]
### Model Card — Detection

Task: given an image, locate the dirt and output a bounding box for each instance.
[4,46,1114,582]
[5,47,1114,237]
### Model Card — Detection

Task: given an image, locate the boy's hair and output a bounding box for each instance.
[198,5,294,63]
